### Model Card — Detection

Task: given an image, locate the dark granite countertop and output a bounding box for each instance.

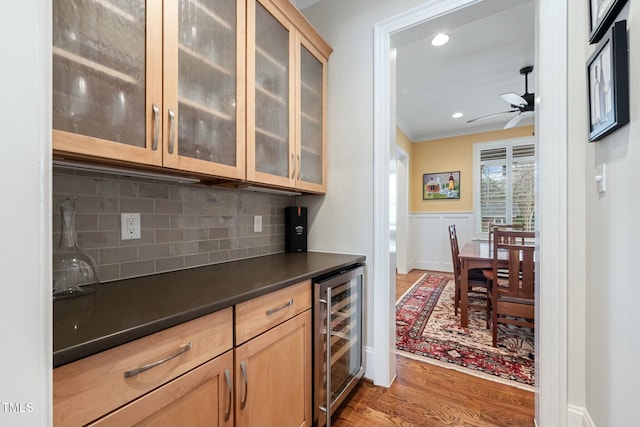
[54,251,365,368]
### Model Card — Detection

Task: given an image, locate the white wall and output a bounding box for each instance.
[580,3,640,426]
[0,3,51,427]
[408,212,473,273]
[299,0,426,379]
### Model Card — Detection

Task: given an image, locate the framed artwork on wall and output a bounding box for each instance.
[423,171,460,200]
[587,20,629,142]
[589,0,628,44]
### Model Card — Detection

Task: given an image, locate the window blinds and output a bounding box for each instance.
[477,141,535,233]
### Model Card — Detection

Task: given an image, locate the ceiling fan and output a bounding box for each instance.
[467,65,535,129]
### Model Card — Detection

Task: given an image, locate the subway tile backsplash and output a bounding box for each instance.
[53,168,295,283]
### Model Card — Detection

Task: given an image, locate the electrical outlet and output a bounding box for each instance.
[254,215,262,233]
[121,213,141,240]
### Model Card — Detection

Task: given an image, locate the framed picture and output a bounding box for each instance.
[587,20,629,142]
[423,171,460,200]
[589,0,628,44]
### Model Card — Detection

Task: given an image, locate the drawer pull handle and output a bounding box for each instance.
[123,342,192,378]
[240,360,248,410]
[265,298,294,316]
[224,368,232,421]
[152,104,159,151]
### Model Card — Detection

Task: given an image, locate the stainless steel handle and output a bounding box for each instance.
[240,360,248,410]
[265,298,293,316]
[123,342,192,378]
[168,109,175,154]
[152,104,159,151]
[224,368,232,421]
[291,153,296,179]
[325,286,333,427]
[297,154,301,180]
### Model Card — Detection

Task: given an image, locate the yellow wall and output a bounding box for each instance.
[408,125,534,212]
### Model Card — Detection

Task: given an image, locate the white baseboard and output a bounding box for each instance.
[363,346,374,381]
[568,404,596,427]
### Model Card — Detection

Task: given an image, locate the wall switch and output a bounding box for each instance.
[121,213,141,240]
[595,163,606,193]
[254,215,262,233]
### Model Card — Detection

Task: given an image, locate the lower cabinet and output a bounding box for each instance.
[89,351,234,427]
[53,282,312,426]
[53,308,233,427]
[235,310,312,427]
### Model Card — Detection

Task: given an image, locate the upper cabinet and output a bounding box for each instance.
[246,0,331,193]
[297,37,328,193]
[53,0,330,192]
[162,0,245,179]
[52,0,245,180]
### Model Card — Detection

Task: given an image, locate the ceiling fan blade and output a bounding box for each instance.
[504,112,524,129]
[466,109,519,124]
[501,92,527,107]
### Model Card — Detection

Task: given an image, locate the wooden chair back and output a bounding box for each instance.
[494,238,535,299]
[488,223,524,253]
[489,228,536,345]
[448,224,461,281]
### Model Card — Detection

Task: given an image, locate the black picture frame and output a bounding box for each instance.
[589,0,628,44]
[422,171,460,200]
[587,20,629,142]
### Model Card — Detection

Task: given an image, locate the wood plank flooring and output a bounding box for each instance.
[331,269,535,427]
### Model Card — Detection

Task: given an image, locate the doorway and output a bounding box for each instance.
[372,0,569,425]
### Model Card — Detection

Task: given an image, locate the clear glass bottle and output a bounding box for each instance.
[53,198,99,299]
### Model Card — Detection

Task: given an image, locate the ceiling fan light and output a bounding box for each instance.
[452,112,463,119]
[431,33,449,47]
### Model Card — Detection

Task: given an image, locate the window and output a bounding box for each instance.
[473,137,536,237]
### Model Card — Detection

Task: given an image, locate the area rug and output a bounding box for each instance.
[396,273,535,390]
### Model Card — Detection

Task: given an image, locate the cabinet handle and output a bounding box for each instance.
[297,154,301,180]
[240,360,248,410]
[265,298,293,316]
[291,153,296,179]
[123,342,192,378]
[224,368,232,421]
[152,104,159,151]
[168,109,175,154]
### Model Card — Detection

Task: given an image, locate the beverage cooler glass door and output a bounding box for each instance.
[315,265,364,427]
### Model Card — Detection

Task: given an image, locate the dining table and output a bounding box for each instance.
[458,240,499,328]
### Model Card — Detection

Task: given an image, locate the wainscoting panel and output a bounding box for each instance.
[407,212,474,273]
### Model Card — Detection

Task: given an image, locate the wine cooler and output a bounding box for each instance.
[313,264,365,427]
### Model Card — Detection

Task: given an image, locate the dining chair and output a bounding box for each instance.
[448,224,489,317]
[487,222,524,250]
[482,224,530,322]
[486,228,536,347]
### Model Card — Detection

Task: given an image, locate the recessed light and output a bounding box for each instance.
[452,112,463,119]
[431,33,449,47]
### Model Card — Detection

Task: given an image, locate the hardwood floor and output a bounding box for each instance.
[331,269,535,427]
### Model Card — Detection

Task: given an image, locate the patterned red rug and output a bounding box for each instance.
[396,273,534,389]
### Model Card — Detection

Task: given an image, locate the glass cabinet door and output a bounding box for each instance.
[247,0,295,187]
[163,0,245,179]
[297,41,326,192]
[52,0,162,165]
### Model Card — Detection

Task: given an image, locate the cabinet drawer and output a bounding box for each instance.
[53,308,233,427]
[88,350,234,427]
[236,280,311,345]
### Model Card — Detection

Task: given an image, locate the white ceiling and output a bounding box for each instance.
[294,0,536,141]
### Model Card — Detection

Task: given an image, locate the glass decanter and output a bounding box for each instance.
[52,198,99,299]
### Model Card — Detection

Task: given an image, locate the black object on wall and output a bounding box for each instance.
[285,207,307,253]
